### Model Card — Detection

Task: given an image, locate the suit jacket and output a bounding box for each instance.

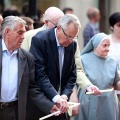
[0,39,34,120]
[30,27,77,102]
[0,39,52,120]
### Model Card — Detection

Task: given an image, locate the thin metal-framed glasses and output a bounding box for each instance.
[47,19,57,27]
[61,27,78,40]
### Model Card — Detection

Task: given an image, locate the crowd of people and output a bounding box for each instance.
[0,4,120,120]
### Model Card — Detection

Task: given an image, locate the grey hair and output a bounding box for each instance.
[1,16,26,37]
[57,14,81,30]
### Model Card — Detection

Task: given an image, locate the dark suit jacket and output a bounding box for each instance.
[0,40,53,120]
[30,27,76,120]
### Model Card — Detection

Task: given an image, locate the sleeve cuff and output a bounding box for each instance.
[52,95,61,103]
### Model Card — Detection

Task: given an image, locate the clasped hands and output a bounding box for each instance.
[50,95,68,115]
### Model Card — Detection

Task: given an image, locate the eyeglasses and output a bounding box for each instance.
[61,27,78,40]
[48,19,57,26]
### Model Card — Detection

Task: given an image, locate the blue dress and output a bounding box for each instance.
[74,52,120,120]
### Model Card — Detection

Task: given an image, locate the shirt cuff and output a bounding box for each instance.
[52,95,61,103]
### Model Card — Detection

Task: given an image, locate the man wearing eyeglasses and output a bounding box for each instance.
[21,7,64,51]
[29,14,79,120]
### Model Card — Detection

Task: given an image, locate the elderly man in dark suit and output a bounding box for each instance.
[30,14,81,120]
[0,16,58,120]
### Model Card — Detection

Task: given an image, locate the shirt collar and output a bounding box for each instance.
[43,24,47,30]
[2,39,7,52]
[54,28,61,47]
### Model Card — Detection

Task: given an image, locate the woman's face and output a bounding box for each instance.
[95,39,110,57]
[112,22,120,37]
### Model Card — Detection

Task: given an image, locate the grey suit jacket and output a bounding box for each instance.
[0,40,53,120]
[0,39,34,120]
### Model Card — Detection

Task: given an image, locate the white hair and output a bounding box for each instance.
[1,16,26,37]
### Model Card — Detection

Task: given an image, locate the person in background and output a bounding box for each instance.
[0,14,3,38]
[20,16,34,31]
[2,5,20,18]
[83,7,100,47]
[62,7,73,14]
[108,12,120,101]
[21,7,64,51]
[74,33,120,120]
[21,2,44,29]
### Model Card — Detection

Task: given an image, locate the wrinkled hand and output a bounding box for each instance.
[56,97,69,113]
[87,85,102,95]
[61,95,68,100]
[50,104,61,116]
[72,104,79,116]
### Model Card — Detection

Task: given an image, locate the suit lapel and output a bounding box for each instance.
[18,49,26,86]
[0,40,2,97]
[49,28,59,71]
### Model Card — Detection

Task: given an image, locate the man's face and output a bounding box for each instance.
[6,23,26,50]
[57,23,79,47]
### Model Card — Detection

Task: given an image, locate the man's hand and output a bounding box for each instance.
[50,104,61,116]
[61,95,68,100]
[86,85,102,95]
[56,97,69,113]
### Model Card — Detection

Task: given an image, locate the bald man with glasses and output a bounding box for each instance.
[21,7,64,51]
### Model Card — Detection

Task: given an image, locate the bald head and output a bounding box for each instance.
[44,7,64,21]
[43,7,64,29]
